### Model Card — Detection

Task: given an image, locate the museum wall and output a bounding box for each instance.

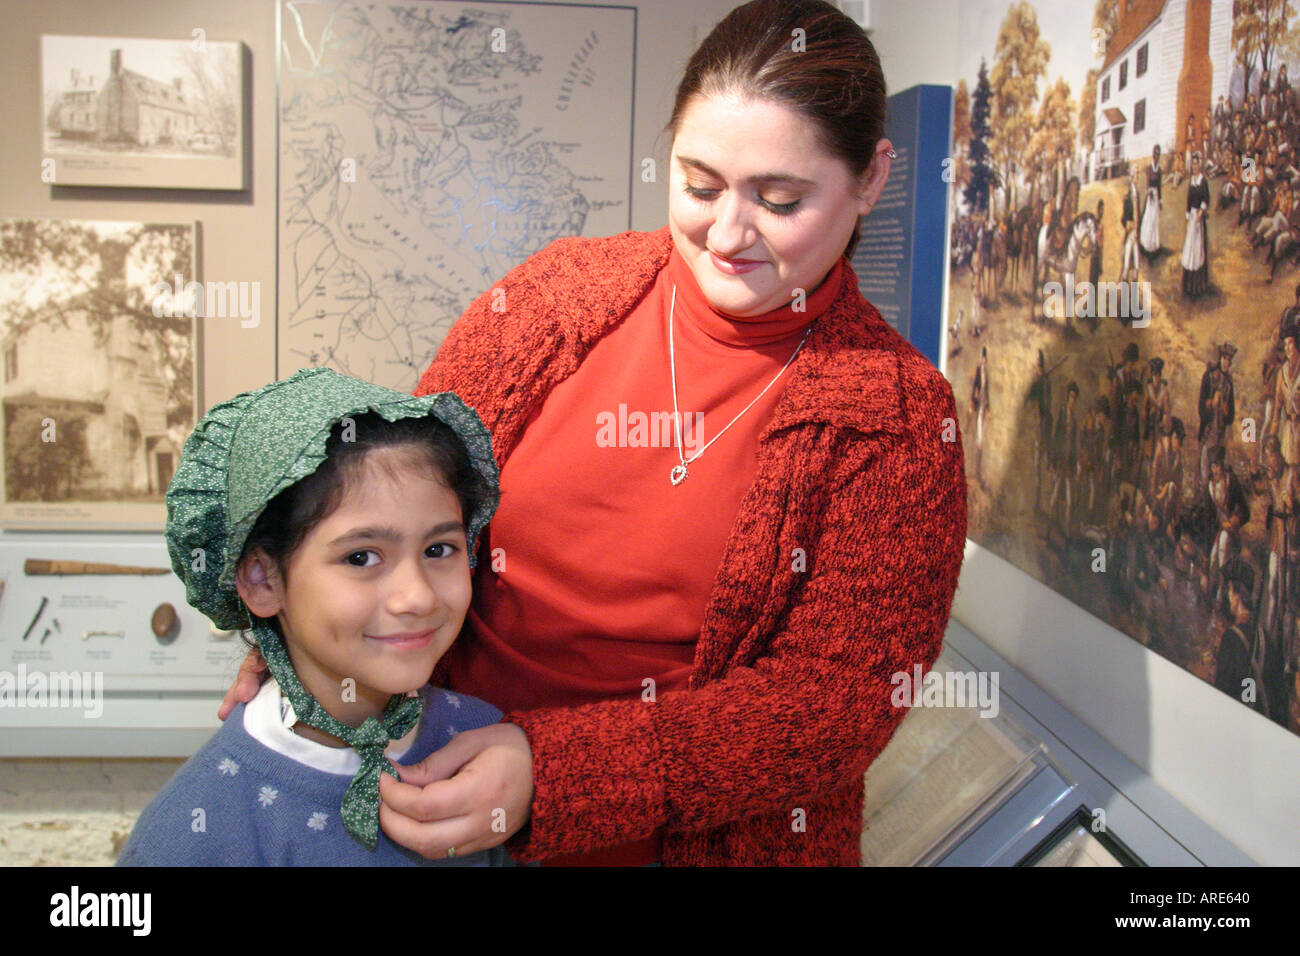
[0,0,740,865]
[873,0,1300,867]
[3,0,1293,869]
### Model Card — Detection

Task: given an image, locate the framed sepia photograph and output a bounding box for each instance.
[0,218,200,530]
[41,34,246,190]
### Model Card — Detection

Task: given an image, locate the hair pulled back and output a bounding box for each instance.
[666,0,887,259]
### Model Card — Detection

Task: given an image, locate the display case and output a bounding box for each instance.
[859,621,1256,866]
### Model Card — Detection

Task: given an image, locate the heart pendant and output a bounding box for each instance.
[670,464,688,486]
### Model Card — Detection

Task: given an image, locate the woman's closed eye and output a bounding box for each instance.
[682,183,801,215]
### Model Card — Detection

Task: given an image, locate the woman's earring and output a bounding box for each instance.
[886,148,897,159]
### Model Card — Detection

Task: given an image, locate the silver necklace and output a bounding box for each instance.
[667,283,812,486]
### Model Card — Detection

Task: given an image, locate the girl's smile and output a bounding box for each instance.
[240,445,472,732]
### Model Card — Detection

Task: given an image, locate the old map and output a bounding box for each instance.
[278,0,634,389]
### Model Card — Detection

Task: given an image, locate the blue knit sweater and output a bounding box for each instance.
[117,684,513,866]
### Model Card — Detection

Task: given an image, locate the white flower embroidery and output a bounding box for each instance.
[258,786,278,807]
[217,758,240,776]
[307,811,328,832]
[442,691,461,709]
[445,724,457,737]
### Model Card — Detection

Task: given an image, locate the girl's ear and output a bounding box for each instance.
[235,548,285,619]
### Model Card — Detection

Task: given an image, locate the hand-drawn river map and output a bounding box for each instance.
[277,0,635,390]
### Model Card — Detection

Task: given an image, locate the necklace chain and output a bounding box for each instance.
[667,283,811,485]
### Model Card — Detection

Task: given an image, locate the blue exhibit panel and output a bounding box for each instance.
[851,84,952,368]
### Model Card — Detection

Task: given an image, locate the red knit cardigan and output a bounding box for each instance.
[415,227,967,865]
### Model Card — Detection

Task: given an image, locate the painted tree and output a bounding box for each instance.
[1264,0,1294,77]
[952,78,973,195]
[1041,78,1077,195]
[965,59,997,214]
[1079,68,1098,152]
[1276,5,1300,65]
[953,78,972,154]
[989,1,1050,213]
[1234,0,1294,95]
[1092,0,1119,52]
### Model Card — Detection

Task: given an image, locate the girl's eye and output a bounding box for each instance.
[344,550,379,568]
[426,542,457,559]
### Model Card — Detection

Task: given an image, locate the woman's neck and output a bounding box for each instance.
[664,246,840,348]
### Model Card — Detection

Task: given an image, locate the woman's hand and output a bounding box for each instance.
[217,647,268,721]
[379,722,534,859]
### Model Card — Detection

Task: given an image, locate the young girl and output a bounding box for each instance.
[118,367,509,865]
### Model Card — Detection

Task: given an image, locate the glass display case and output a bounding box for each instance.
[859,623,1255,866]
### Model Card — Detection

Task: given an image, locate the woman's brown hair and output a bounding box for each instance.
[666,0,887,260]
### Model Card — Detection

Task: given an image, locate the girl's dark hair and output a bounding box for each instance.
[239,411,493,637]
[665,0,887,260]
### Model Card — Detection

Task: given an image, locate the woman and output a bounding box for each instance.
[1182,151,1210,297]
[1140,144,1163,259]
[222,0,967,866]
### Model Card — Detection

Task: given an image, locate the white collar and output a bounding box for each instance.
[243,678,418,776]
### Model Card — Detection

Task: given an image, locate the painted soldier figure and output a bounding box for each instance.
[1205,444,1251,609]
[1151,417,1186,541]
[1215,568,1259,705]
[1143,357,1171,473]
[1253,435,1297,720]
[1269,333,1300,470]
[1261,287,1300,448]
[1199,343,1237,481]
[1080,395,1112,527]
[971,346,990,485]
[1112,344,1145,485]
[1026,349,1054,510]
[1048,381,1080,532]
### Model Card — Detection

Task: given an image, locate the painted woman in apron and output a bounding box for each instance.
[1182,152,1210,297]
[1140,144,1162,259]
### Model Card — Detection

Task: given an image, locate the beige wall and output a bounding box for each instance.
[0,0,738,409]
[0,0,741,865]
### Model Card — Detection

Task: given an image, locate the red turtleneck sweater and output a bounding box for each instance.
[445,247,844,864]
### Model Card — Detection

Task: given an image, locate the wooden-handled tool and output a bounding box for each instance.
[24,559,170,576]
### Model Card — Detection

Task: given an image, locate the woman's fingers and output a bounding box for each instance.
[378,771,482,858]
[386,732,481,789]
[378,723,534,860]
[217,648,268,721]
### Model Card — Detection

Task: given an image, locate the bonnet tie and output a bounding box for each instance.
[252,620,423,850]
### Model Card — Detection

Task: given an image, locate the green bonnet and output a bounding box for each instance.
[164,366,500,850]
[165,366,499,632]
